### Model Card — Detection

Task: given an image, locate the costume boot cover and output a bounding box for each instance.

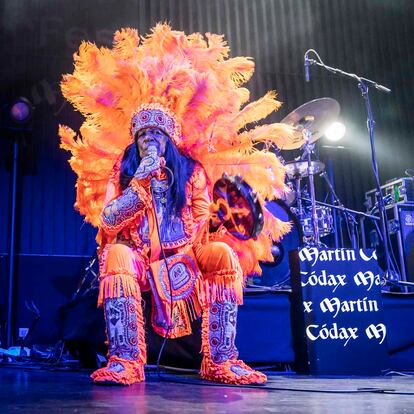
[91,294,146,385]
[200,300,267,385]
[91,245,147,385]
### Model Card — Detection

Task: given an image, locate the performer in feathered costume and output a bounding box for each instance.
[59,23,293,385]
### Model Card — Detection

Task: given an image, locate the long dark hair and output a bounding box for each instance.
[119,137,195,217]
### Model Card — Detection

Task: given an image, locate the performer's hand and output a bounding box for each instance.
[134,146,165,184]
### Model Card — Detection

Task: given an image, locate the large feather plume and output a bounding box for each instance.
[59,23,294,264]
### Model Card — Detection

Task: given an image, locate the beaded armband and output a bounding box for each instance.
[101,180,151,233]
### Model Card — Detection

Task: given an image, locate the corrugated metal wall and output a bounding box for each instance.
[1,0,413,256]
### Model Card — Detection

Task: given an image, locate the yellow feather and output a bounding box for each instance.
[232,91,282,130]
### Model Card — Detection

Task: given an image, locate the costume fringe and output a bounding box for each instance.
[90,356,145,385]
[200,358,267,385]
[151,267,243,338]
[98,271,140,306]
[152,298,195,339]
[196,269,244,307]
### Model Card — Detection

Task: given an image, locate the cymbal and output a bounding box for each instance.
[280,98,340,150]
[285,160,325,179]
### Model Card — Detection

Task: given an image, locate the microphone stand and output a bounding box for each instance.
[300,197,380,221]
[306,52,394,280]
[306,57,391,94]
[320,171,358,249]
[301,196,379,251]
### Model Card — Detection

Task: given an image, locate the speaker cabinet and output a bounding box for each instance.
[362,203,414,282]
[390,204,414,282]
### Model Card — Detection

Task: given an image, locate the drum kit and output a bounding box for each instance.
[213,97,343,244]
[212,97,349,287]
[277,97,341,246]
[258,97,348,287]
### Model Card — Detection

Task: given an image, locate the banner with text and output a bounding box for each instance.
[290,248,389,375]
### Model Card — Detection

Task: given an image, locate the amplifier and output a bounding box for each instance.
[388,204,414,282]
[362,203,414,282]
[365,178,414,211]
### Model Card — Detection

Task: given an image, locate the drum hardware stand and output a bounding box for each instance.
[387,280,414,290]
[294,175,304,220]
[280,97,340,246]
[305,50,396,281]
[300,197,380,221]
[327,160,340,248]
[301,128,320,246]
[348,214,358,249]
[72,254,99,299]
[300,196,379,250]
[320,171,359,249]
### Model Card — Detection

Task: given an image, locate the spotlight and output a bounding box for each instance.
[1,97,34,132]
[9,97,33,124]
[325,121,345,142]
[3,96,35,348]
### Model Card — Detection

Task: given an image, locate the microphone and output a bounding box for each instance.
[150,176,158,189]
[146,143,165,189]
[147,142,159,156]
[375,84,391,94]
[304,54,310,82]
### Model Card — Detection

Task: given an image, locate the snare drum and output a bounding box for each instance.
[301,206,334,238]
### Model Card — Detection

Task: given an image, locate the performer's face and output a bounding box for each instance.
[136,127,168,157]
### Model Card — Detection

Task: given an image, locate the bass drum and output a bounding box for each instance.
[252,199,303,288]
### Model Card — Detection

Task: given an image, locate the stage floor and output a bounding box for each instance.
[1,366,414,413]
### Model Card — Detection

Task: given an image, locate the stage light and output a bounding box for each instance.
[325,122,346,142]
[9,97,33,124]
[3,96,35,347]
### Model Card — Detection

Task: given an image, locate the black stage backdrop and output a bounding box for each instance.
[0,0,413,341]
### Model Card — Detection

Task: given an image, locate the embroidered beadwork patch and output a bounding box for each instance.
[130,104,182,148]
[102,186,145,228]
[105,296,140,361]
[229,364,252,377]
[158,253,198,301]
[208,301,238,364]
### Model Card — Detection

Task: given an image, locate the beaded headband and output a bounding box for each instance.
[130,103,182,148]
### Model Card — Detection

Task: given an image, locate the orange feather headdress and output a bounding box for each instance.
[59,23,293,264]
